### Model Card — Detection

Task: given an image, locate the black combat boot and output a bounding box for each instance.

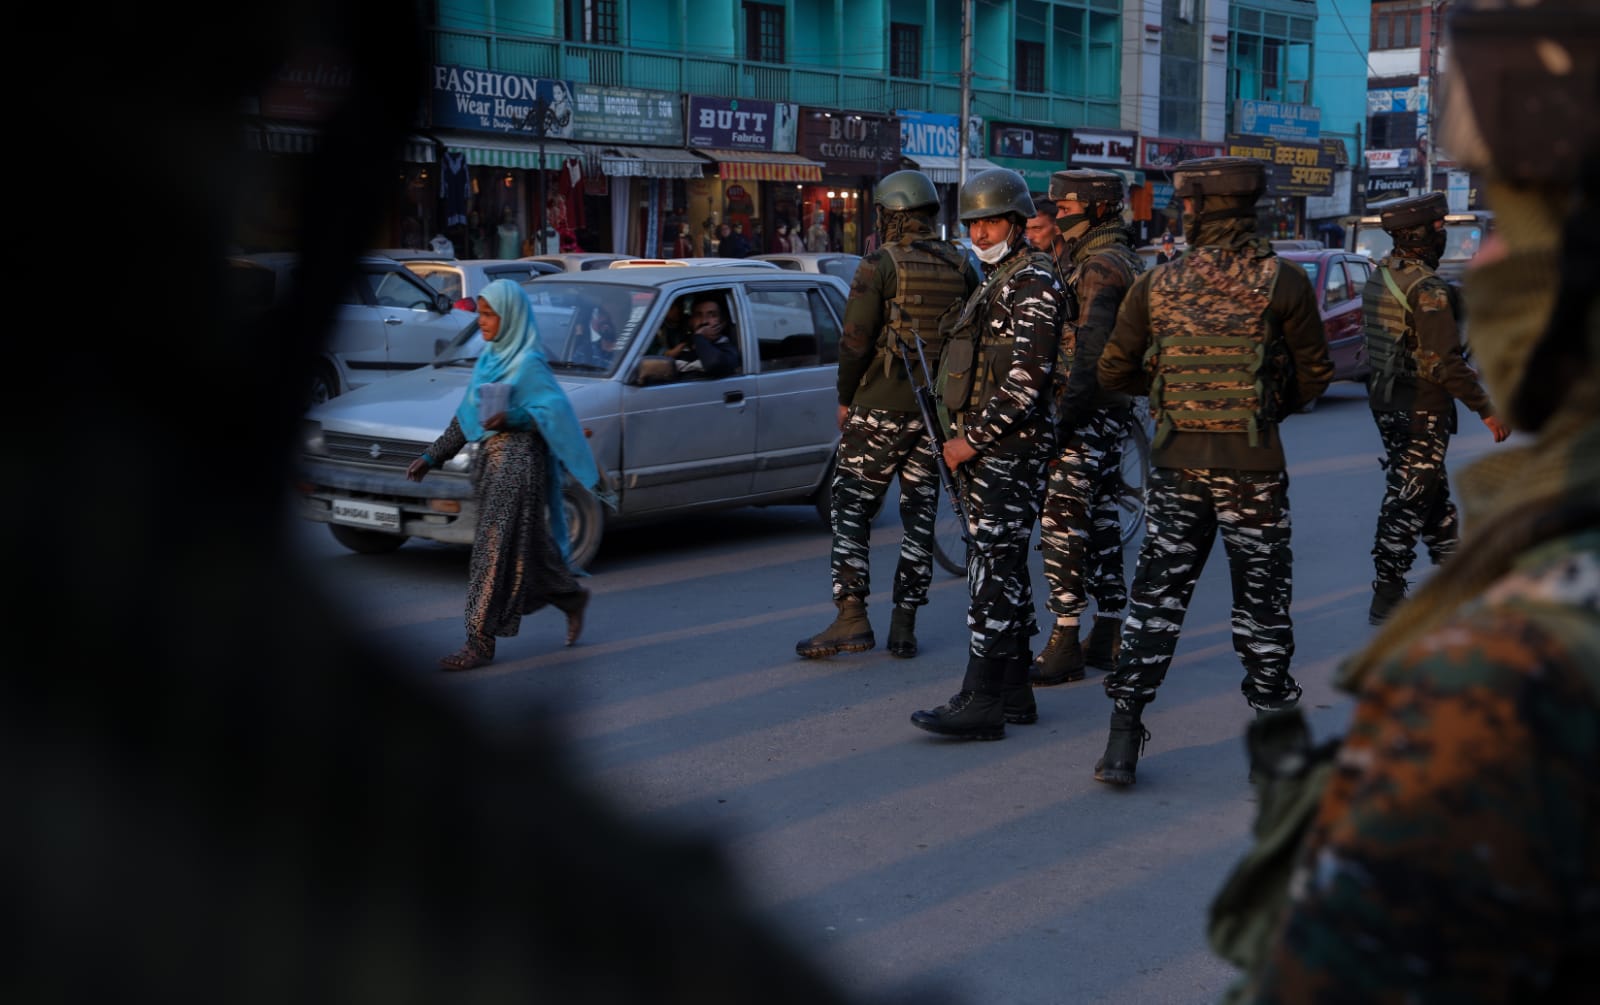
[1028,622,1084,686]
[1082,614,1122,672]
[1093,704,1151,786]
[1368,579,1407,626]
[887,605,918,658]
[1002,651,1038,725]
[795,596,875,658]
[910,656,1006,740]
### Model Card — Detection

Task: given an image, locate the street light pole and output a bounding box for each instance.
[1423,1,1444,194]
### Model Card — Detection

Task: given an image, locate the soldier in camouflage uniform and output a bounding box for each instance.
[796,170,980,660]
[1030,169,1144,686]
[910,167,1063,740]
[1362,191,1510,625]
[1093,157,1332,786]
[1233,1,1600,996]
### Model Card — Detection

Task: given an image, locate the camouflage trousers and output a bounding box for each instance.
[828,405,941,607]
[1103,467,1302,712]
[1038,405,1130,621]
[1371,409,1458,584]
[960,439,1052,659]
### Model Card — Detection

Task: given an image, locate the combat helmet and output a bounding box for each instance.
[875,169,941,213]
[1172,157,1267,201]
[1378,192,1448,234]
[957,167,1035,222]
[1047,169,1125,207]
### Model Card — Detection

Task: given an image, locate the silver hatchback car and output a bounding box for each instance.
[296,267,849,568]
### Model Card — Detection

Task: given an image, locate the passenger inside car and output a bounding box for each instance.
[663,292,740,378]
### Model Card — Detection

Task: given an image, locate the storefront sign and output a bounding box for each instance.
[1225,133,1338,197]
[429,66,681,145]
[1139,137,1226,170]
[1067,129,1138,168]
[260,51,352,120]
[1235,100,1321,142]
[988,124,1064,161]
[798,110,899,174]
[1366,171,1416,200]
[1364,148,1415,170]
[687,96,799,152]
[897,110,984,159]
[1367,86,1423,115]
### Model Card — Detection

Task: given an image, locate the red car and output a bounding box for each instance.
[1277,248,1375,389]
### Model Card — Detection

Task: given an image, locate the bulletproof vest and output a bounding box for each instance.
[1144,247,1282,446]
[879,240,971,383]
[938,249,1055,423]
[1362,257,1429,405]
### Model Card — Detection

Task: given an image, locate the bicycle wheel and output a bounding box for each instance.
[932,493,968,577]
[1115,409,1151,546]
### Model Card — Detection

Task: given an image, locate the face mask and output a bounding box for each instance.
[975,238,1010,265]
[1055,213,1090,242]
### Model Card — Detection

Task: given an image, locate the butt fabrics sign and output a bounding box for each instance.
[687,96,800,152]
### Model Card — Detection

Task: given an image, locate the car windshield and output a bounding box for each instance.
[1355,226,1393,259]
[1443,224,1484,261]
[433,280,660,377]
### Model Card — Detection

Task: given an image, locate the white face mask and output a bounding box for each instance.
[974,236,1010,265]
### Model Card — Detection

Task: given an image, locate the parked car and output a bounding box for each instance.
[749,252,863,282]
[608,257,783,270]
[296,267,852,568]
[1277,247,1376,392]
[227,252,478,404]
[523,252,630,272]
[401,257,560,312]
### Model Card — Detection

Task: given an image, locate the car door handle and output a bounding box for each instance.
[384,317,402,325]
[723,390,744,405]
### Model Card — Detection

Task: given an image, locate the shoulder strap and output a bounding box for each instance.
[1378,264,1426,317]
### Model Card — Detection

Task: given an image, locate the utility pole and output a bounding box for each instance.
[959,0,973,186]
[522,96,551,254]
[1423,1,1442,194]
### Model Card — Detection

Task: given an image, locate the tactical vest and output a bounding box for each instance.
[878,241,971,383]
[1362,257,1428,405]
[1061,239,1142,374]
[937,249,1055,425]
[1144,247,1282,447]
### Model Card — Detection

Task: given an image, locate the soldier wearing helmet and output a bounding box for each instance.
[1029,169,1145,688]
[1091,156,1332,786]
[795,169,980,662]
[1362,191,1510,626]
[1232,1,1600,998]
[910,167,1065,740]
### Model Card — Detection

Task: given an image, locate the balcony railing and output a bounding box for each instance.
[428,28,1117,128]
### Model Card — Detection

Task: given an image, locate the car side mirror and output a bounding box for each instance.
[434,292,453,314]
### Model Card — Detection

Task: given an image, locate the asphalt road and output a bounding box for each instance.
[290,380,1513,1004]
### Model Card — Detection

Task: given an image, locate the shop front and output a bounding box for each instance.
[896,110,999,238]
[796,109,901,254]
[986,122,1068,198]
[686,96,821,257]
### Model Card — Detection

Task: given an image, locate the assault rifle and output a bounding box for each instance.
[893,334,970,546]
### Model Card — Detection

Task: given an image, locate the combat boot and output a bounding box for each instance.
[1002,653,1038,725]
[910,656,1006,740]
[1028,622,1084,686]
[1082,614,1123,672]
[1093,704,1151,786]
[1368,579,1407,626]
[887,605,918,658]
[795,596,875,658]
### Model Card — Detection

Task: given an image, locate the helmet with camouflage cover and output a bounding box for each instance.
[1378,192,1448,234]
[957,167,1035,222]
[1172,157,1267,201]
[1047,169,1125,208]
[874,169,941,213]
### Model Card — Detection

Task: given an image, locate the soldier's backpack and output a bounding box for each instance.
[876,241,972,384]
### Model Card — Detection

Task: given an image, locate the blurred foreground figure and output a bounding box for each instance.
[5,5,937,1003]
[1213,1,1600,1000]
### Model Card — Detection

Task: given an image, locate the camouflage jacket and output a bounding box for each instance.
[1363,252,1494,424]
[1053,219,1139,433]
[1242,426,1600,1001]
[958,243,1064,456]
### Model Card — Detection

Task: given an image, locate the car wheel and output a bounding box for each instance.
[559,477,605,571]
[330,524,407,554]
[308,364,339,406]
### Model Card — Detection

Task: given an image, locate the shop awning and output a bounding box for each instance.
[901,154,1004,184]
[431,131,585,171]
[1104,167,1146,189]
[692,149,824,182]
[247,122,436,163]
[601,146,710,179]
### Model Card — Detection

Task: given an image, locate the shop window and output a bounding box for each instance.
[1016,40,1045,93]
[891,22,921,78]
[744,2,784,64]
[565,0,618,44]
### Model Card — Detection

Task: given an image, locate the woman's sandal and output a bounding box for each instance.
[439,648,492,672]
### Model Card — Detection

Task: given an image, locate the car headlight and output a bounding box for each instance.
[441,441,478,473]
[301,420,327,456]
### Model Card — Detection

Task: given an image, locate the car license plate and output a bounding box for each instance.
[331,499,401,532]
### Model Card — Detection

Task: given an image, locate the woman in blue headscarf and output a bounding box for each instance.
[407,279,607,671]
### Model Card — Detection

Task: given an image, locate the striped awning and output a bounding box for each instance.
[692,148,824,182]
[245,122,436,163]
[431,131,585,171]
[901,154,1005,185]
[601,145,709,179]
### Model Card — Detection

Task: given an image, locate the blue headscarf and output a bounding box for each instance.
[457,279,610,568]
